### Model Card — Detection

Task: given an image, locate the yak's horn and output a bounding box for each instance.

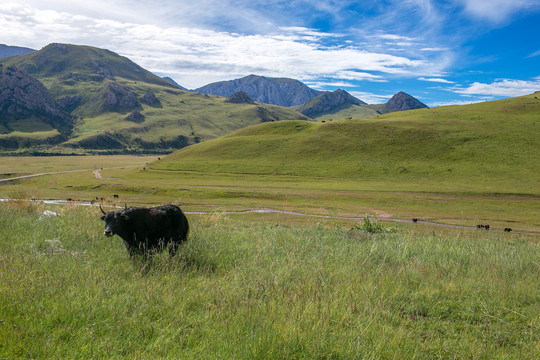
[100,204,106,215]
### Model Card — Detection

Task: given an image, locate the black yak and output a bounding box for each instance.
[100,204,189,256]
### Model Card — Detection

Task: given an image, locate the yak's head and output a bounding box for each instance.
[100,205,130,237]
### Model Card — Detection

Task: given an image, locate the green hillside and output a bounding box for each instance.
[151,93,540,194]
[0,44,310,154]
[0,43,171,87]
[302,103,380,120]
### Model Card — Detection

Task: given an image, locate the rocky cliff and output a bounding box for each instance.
[0,66,71,131]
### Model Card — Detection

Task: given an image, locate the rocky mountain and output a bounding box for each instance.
[0,44,35,58]
[296,89,366,117]
[0,44,310,154]
[194,74,324,107]
[0,66,72,149]
[385,91,428,112]
[0,66,70,130]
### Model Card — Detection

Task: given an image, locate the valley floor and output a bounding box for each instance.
[0,156,538,234]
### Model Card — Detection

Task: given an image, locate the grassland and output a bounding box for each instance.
[1,201,538,359]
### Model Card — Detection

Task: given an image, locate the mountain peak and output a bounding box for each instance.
[385,92,428,111]
[5,43,173,88]
[297,89,366,117]
[194,75,323,107]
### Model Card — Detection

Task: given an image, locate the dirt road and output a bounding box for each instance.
[0,166,139,183]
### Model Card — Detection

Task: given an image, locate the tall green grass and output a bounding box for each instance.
[1,202,538,358]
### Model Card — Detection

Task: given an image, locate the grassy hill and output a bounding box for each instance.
[0,44,310,154]
[151,93,540,194]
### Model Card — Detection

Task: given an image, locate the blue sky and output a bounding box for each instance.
[1,0,539,106]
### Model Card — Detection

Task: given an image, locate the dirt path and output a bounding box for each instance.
[183,208,537,235]
[0,165,140,183]
[0,168,95,182]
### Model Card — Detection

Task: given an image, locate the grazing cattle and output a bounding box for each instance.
[504,228,512,232]
[100,204,189,256]
[412,218,419,223]
[476,224,490,230]
[113,194,119,199]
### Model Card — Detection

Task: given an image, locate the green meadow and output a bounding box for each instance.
[1,201,538,359]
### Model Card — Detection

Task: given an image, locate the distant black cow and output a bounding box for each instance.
[100,204,189,256]
[504,228,512,232]
[113,194,119,199]
[412,218,419,223]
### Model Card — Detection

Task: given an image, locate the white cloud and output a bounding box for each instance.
[419,77,455,84]
[327,70,385,82]
[349,91,391,104]
[430,99,487,107]
[457,0,540,22]
[528,49,540,58]
[454,78,540,97]
[0,3,438,89]
[376,34,417,42]
[307,81,356,89]
[420,47,449,52]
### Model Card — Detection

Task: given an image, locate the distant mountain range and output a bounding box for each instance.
[0,44,35,58]
[191,74,427,117]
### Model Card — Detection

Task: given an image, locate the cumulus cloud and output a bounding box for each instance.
[349,91,392,104]
[0,2,439,89]
[454,78,540,97]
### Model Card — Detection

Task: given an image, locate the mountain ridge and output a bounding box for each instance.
[195,74,324,107]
